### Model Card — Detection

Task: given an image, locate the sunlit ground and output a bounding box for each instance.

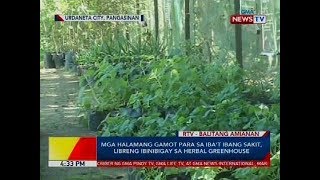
[40,69,128,179]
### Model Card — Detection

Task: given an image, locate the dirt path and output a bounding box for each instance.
[40,69,128,180]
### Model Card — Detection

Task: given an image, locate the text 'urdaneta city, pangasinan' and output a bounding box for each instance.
[54,14,145,22]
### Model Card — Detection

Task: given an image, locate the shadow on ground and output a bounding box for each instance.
[40,69,128,180]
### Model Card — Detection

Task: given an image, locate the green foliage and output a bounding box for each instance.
[42,0,280,179]
[77,45,280,179]
[77,35,166,67]
[233,152,280,180]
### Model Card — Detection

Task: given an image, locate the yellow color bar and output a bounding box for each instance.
[49,137,80,160]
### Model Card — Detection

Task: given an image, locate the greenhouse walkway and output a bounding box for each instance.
[40,69,127,180]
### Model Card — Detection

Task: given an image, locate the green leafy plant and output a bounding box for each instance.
[76,43,280,180]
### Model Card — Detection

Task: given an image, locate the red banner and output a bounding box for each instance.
[97,160,270,168]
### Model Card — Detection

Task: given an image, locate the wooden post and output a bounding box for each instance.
[185,0,190,41]
[256,0,262,55]
[185,0,191,55]
[154,0,159,41]
[136,0,141,54]
[234,0,243,68]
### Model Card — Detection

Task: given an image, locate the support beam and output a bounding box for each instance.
[234,0,243,68]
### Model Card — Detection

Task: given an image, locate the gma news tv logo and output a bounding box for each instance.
[230,15,266,24]
[230,8,266,25]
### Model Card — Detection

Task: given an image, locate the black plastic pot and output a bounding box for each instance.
[59,53,65,61]
[88,111,108,131]
[65,51,76,70]
[44,52,55,69]
[59,53,65,67]
[52,53,64,69]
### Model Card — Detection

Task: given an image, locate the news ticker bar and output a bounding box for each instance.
[48,131,270,168]
[49,160,270,167]
[54,15,145,22]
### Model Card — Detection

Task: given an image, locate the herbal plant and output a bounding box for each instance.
[77,43,280,179]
